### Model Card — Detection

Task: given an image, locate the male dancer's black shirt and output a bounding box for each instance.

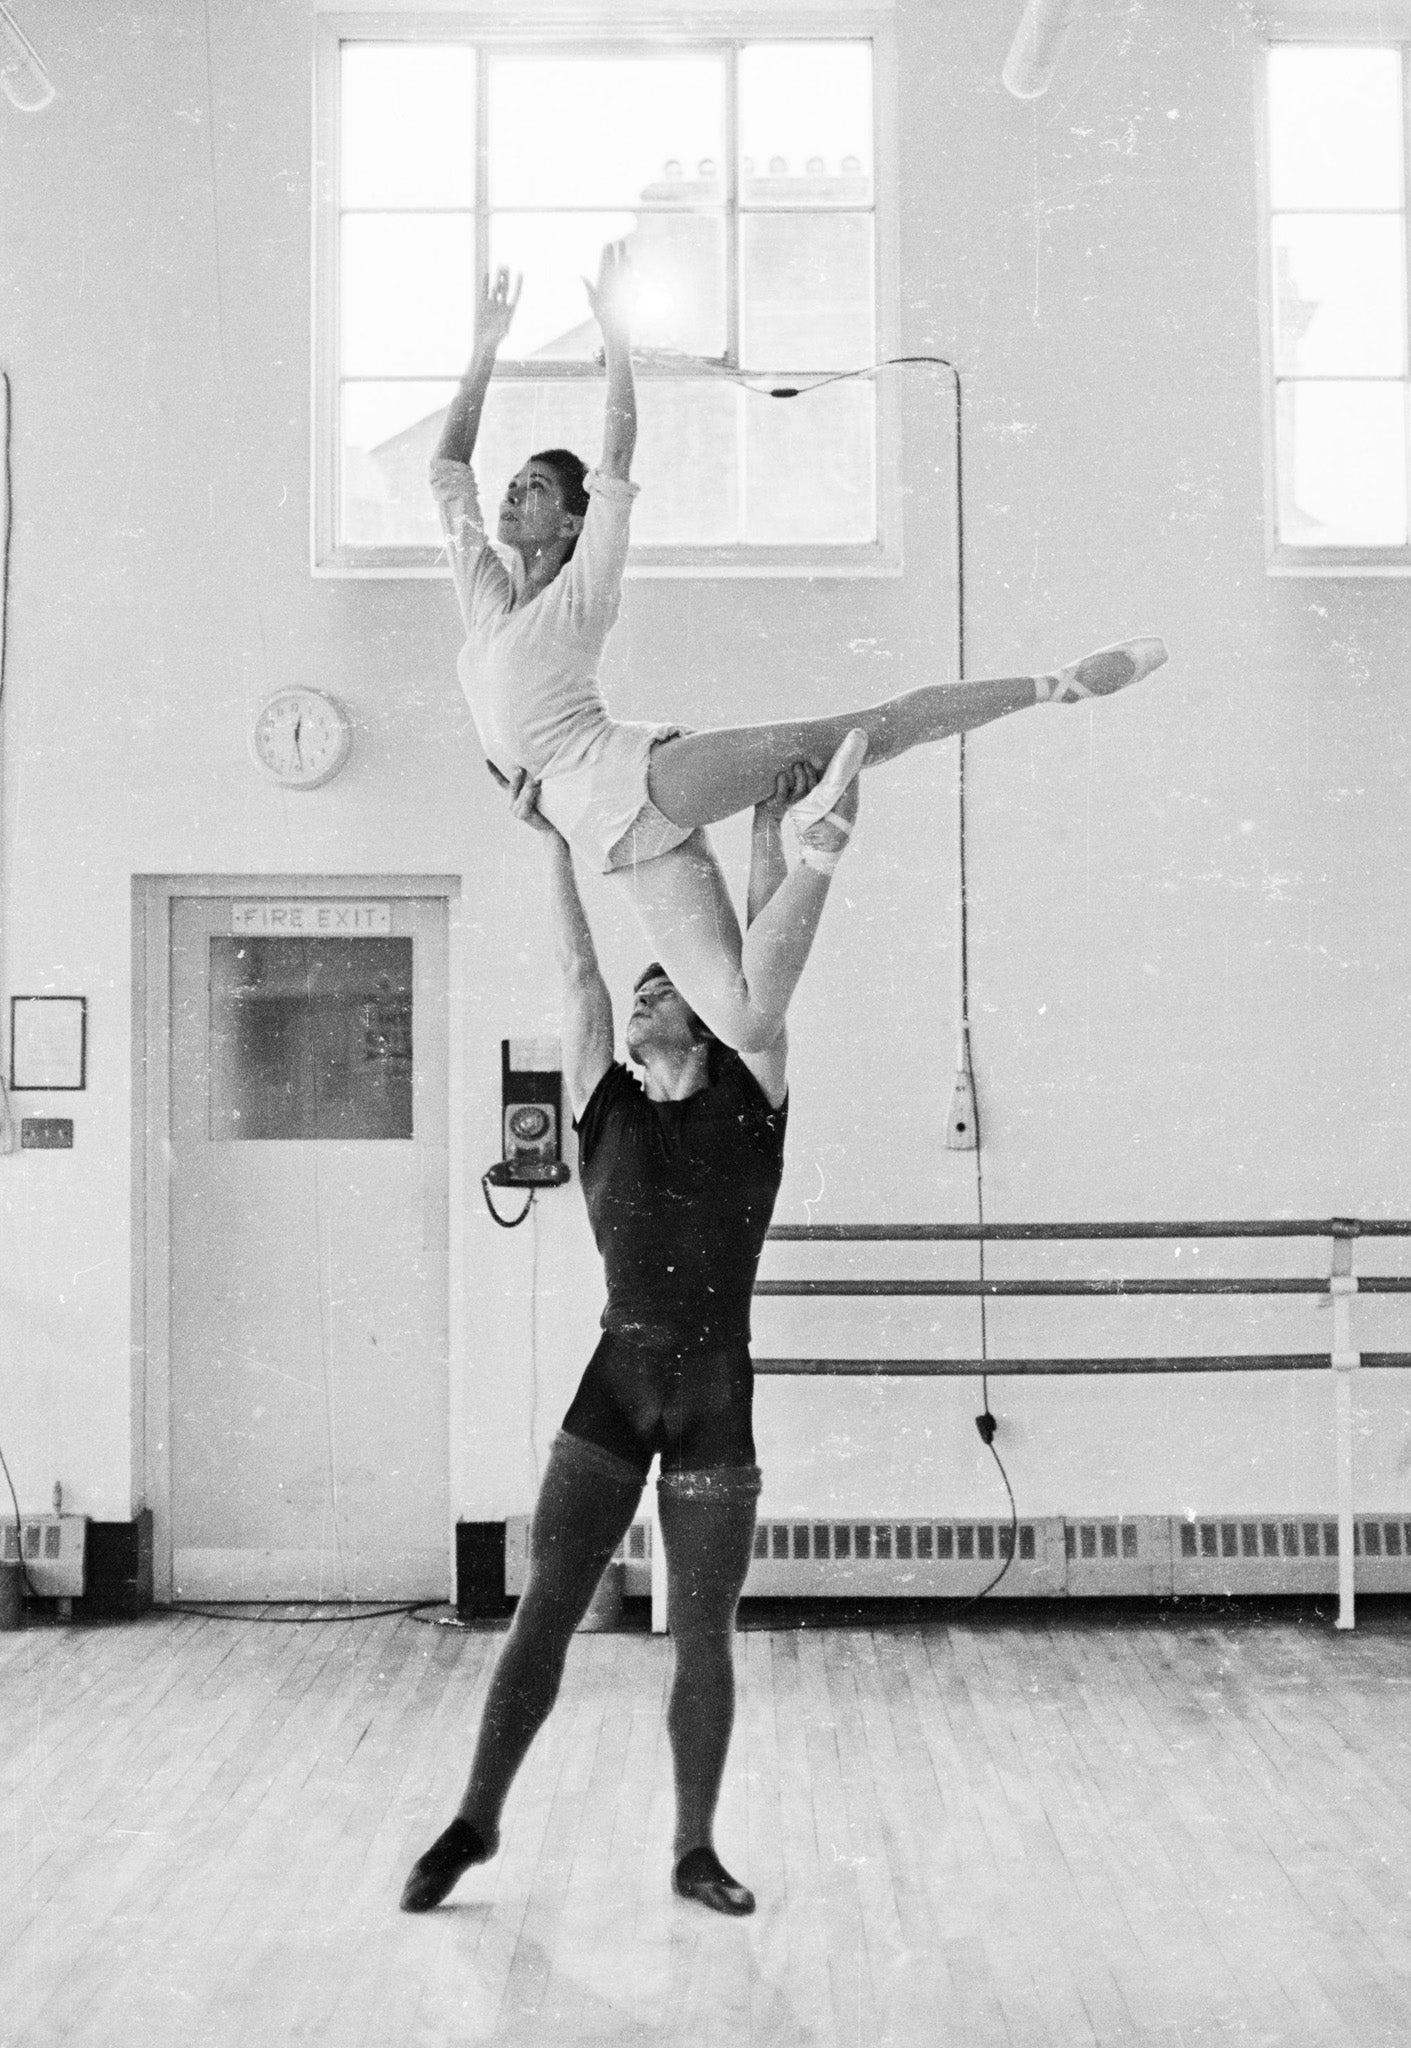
[575,1050,787,1349]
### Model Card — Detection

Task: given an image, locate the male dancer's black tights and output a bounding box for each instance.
[457,1429,760,1863]
[656,1462,761,1860]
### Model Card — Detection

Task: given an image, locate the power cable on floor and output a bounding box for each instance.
[0,1436,39,1599]
[162,1599,443,1624]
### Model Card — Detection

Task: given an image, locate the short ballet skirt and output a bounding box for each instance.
[533,719,697,875]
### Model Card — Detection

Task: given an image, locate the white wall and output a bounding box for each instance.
[2,0,1409,1543]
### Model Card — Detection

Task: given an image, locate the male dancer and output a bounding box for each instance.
[401,752,859,1916]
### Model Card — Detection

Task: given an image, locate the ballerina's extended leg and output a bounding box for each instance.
[645,637,1167,834]
[609,729,866,1055]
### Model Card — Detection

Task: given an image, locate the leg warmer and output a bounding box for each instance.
[656,1463,762,1862]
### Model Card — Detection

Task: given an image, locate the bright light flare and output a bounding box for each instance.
[633,280,676,325]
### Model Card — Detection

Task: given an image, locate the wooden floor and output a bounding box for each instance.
[5,1601,1411,2048]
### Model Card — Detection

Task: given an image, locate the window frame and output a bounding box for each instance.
[312,9,901,578]
[1261,16,1411,575]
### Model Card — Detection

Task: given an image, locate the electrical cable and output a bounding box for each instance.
[162,1598,442,1624]
[0,1435,39,1599]
[959,1068,1019,1612]
[482,1176,536,1227]
[527,1193,542,1485]
[759,354,1019,1611]
[965,944,1016,1606]
[944,1434,1019,1622]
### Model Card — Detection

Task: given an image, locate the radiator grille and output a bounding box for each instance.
[501,1511,1411,1600]
[0,1515,87,1597]
[753,1518,1038,1564]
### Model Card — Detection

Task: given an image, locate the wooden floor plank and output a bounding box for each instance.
[9,1605,1411,2047]
[18,1616,357,2045]
[2,1616,317,1934]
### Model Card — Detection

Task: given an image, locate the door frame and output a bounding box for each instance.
[132,873,465,1602]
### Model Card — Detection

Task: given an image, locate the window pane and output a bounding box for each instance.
[633,381,739,543]
[740,43,873,205]
[210,939,414,1142]
[491,212,725,359]
[342,215,475,377]
[1273,216,1406,376]
[745,380,874,542]
[741,214,873,370]
[1267,47,1402,211]
[346,377,873,549]
[1276,381,1407,545]
[340,44,475,209]
[474,378,740,545]
[489,54,726,208]
[341,381,456,547]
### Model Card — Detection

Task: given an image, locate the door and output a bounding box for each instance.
[167,892,450,1600]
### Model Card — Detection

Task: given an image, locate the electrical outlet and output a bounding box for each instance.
[945,1067,978,1150]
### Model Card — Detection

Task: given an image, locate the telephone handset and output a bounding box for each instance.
[483,1039,570,1211]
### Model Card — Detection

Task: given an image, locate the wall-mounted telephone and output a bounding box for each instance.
[484,1038,570,1191]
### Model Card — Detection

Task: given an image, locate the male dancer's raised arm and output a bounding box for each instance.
[495,765,612,1120]
[734,761,824,1111]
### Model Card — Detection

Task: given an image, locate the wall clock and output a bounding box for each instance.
[250,688,352,789]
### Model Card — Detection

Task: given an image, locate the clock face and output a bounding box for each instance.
[250,690,351,789]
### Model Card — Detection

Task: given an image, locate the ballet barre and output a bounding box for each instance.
[754,1218,1411,1630]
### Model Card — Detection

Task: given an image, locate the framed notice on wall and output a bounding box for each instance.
[9,995,87,1091]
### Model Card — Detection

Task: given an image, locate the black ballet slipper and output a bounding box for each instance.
[399,1817,492,1912]
[673,1845,756,1917]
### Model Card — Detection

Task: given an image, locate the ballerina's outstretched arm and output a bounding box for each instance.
[585,241,636,483]
[435,267,521,470]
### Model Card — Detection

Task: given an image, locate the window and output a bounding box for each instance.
[1264,42,1411,570]
[208,938,414,1141]
[314,19,894,575]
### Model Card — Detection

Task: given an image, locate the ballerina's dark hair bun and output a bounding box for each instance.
[531,448,590,518]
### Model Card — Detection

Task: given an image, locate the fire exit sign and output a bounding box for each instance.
[230,901,392,935]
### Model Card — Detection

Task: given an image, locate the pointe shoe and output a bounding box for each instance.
[673,1846,757,1916]
[399,1817,493,1912]
[787,727,867,874]
[1035,636,1168,703]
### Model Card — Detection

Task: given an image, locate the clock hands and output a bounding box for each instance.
[251,690,350,787]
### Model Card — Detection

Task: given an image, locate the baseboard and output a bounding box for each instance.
[171,1544,444,1601]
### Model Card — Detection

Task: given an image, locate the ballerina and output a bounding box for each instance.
[431,244,1167,1054]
